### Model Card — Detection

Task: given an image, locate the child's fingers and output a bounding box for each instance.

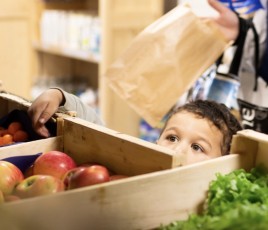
[36,126,50,138]
[207,0,226,14]
[36,100,58,125]
[38,111,52,125]
[28,104,44,127]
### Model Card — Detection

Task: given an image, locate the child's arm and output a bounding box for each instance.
[28,88,63,138]
[28,88,103,138]
[60,89,103,125]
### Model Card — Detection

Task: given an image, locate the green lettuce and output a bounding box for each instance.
[160,165,268,230]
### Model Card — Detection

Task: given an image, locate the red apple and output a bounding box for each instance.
[0,161,24,195]
[33,151,77,180]
[13,175,65,199]
[80,162,114,175]
[63,166,85,188]
[79,162,100,167]
[64,165,110,190]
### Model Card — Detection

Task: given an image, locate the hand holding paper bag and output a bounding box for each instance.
[105,5,229,127]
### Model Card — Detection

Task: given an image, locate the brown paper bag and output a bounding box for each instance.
[105,5,229,127]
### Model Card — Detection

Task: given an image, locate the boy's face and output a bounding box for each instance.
[157,111,223,166]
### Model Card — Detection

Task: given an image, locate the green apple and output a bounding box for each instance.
[14,175,65,199]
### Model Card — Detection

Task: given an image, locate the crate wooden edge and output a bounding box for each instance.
[61,117,175,175]
[0,90,31,108]
[231,129,268,169]
[0,136,63,159]
[61,116,175,154]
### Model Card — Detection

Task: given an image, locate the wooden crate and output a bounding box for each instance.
[0,124,265,230]
[0,91,31,117]
[0,117,174,175]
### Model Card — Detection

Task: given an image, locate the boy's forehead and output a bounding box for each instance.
[169,111,202,122]
[168,111,218,129]
[167,111,224,140]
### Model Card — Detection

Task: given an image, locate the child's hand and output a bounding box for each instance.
[207,0,239,42]
[28,89,64,138]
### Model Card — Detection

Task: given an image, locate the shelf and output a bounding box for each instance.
[33,42,100,64]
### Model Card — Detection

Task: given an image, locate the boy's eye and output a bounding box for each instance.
[166,135,179,142]
[191,144,204,152]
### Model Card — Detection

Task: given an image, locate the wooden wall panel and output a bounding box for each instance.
[0,0,36,99]
[0,17,32,98]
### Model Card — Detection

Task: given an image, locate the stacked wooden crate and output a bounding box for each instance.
[0,99,266,230]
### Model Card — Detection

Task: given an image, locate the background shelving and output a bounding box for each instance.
[0,0,178,138]
[33,42,99,63]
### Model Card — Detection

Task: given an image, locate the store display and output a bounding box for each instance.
[0,128,266,229]
[3,2,268,229]
[0,146,130,203]
[161,166,268,229]
[0,115,173,206]
[40,10,101,60]
[0,109,57,142]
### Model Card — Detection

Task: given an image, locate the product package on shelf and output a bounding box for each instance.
[40,9,101,61]
[0,115,267,230]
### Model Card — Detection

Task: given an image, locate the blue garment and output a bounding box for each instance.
[219,0,263,14]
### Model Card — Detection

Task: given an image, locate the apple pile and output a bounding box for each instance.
[0,121,29,146]
[0,151,128,203]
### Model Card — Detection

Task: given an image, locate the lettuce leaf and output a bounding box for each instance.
[159,165,268,230]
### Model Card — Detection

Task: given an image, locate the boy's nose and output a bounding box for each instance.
[172,143,188,166]
[173,142,187,154]
[173,150,188,166]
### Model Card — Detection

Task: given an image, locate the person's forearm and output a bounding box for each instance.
[56,88,104,126]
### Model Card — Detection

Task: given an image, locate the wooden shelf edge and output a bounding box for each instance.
[33,42,100,64]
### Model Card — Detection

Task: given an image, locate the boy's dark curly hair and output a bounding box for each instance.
[160,100,242,155]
